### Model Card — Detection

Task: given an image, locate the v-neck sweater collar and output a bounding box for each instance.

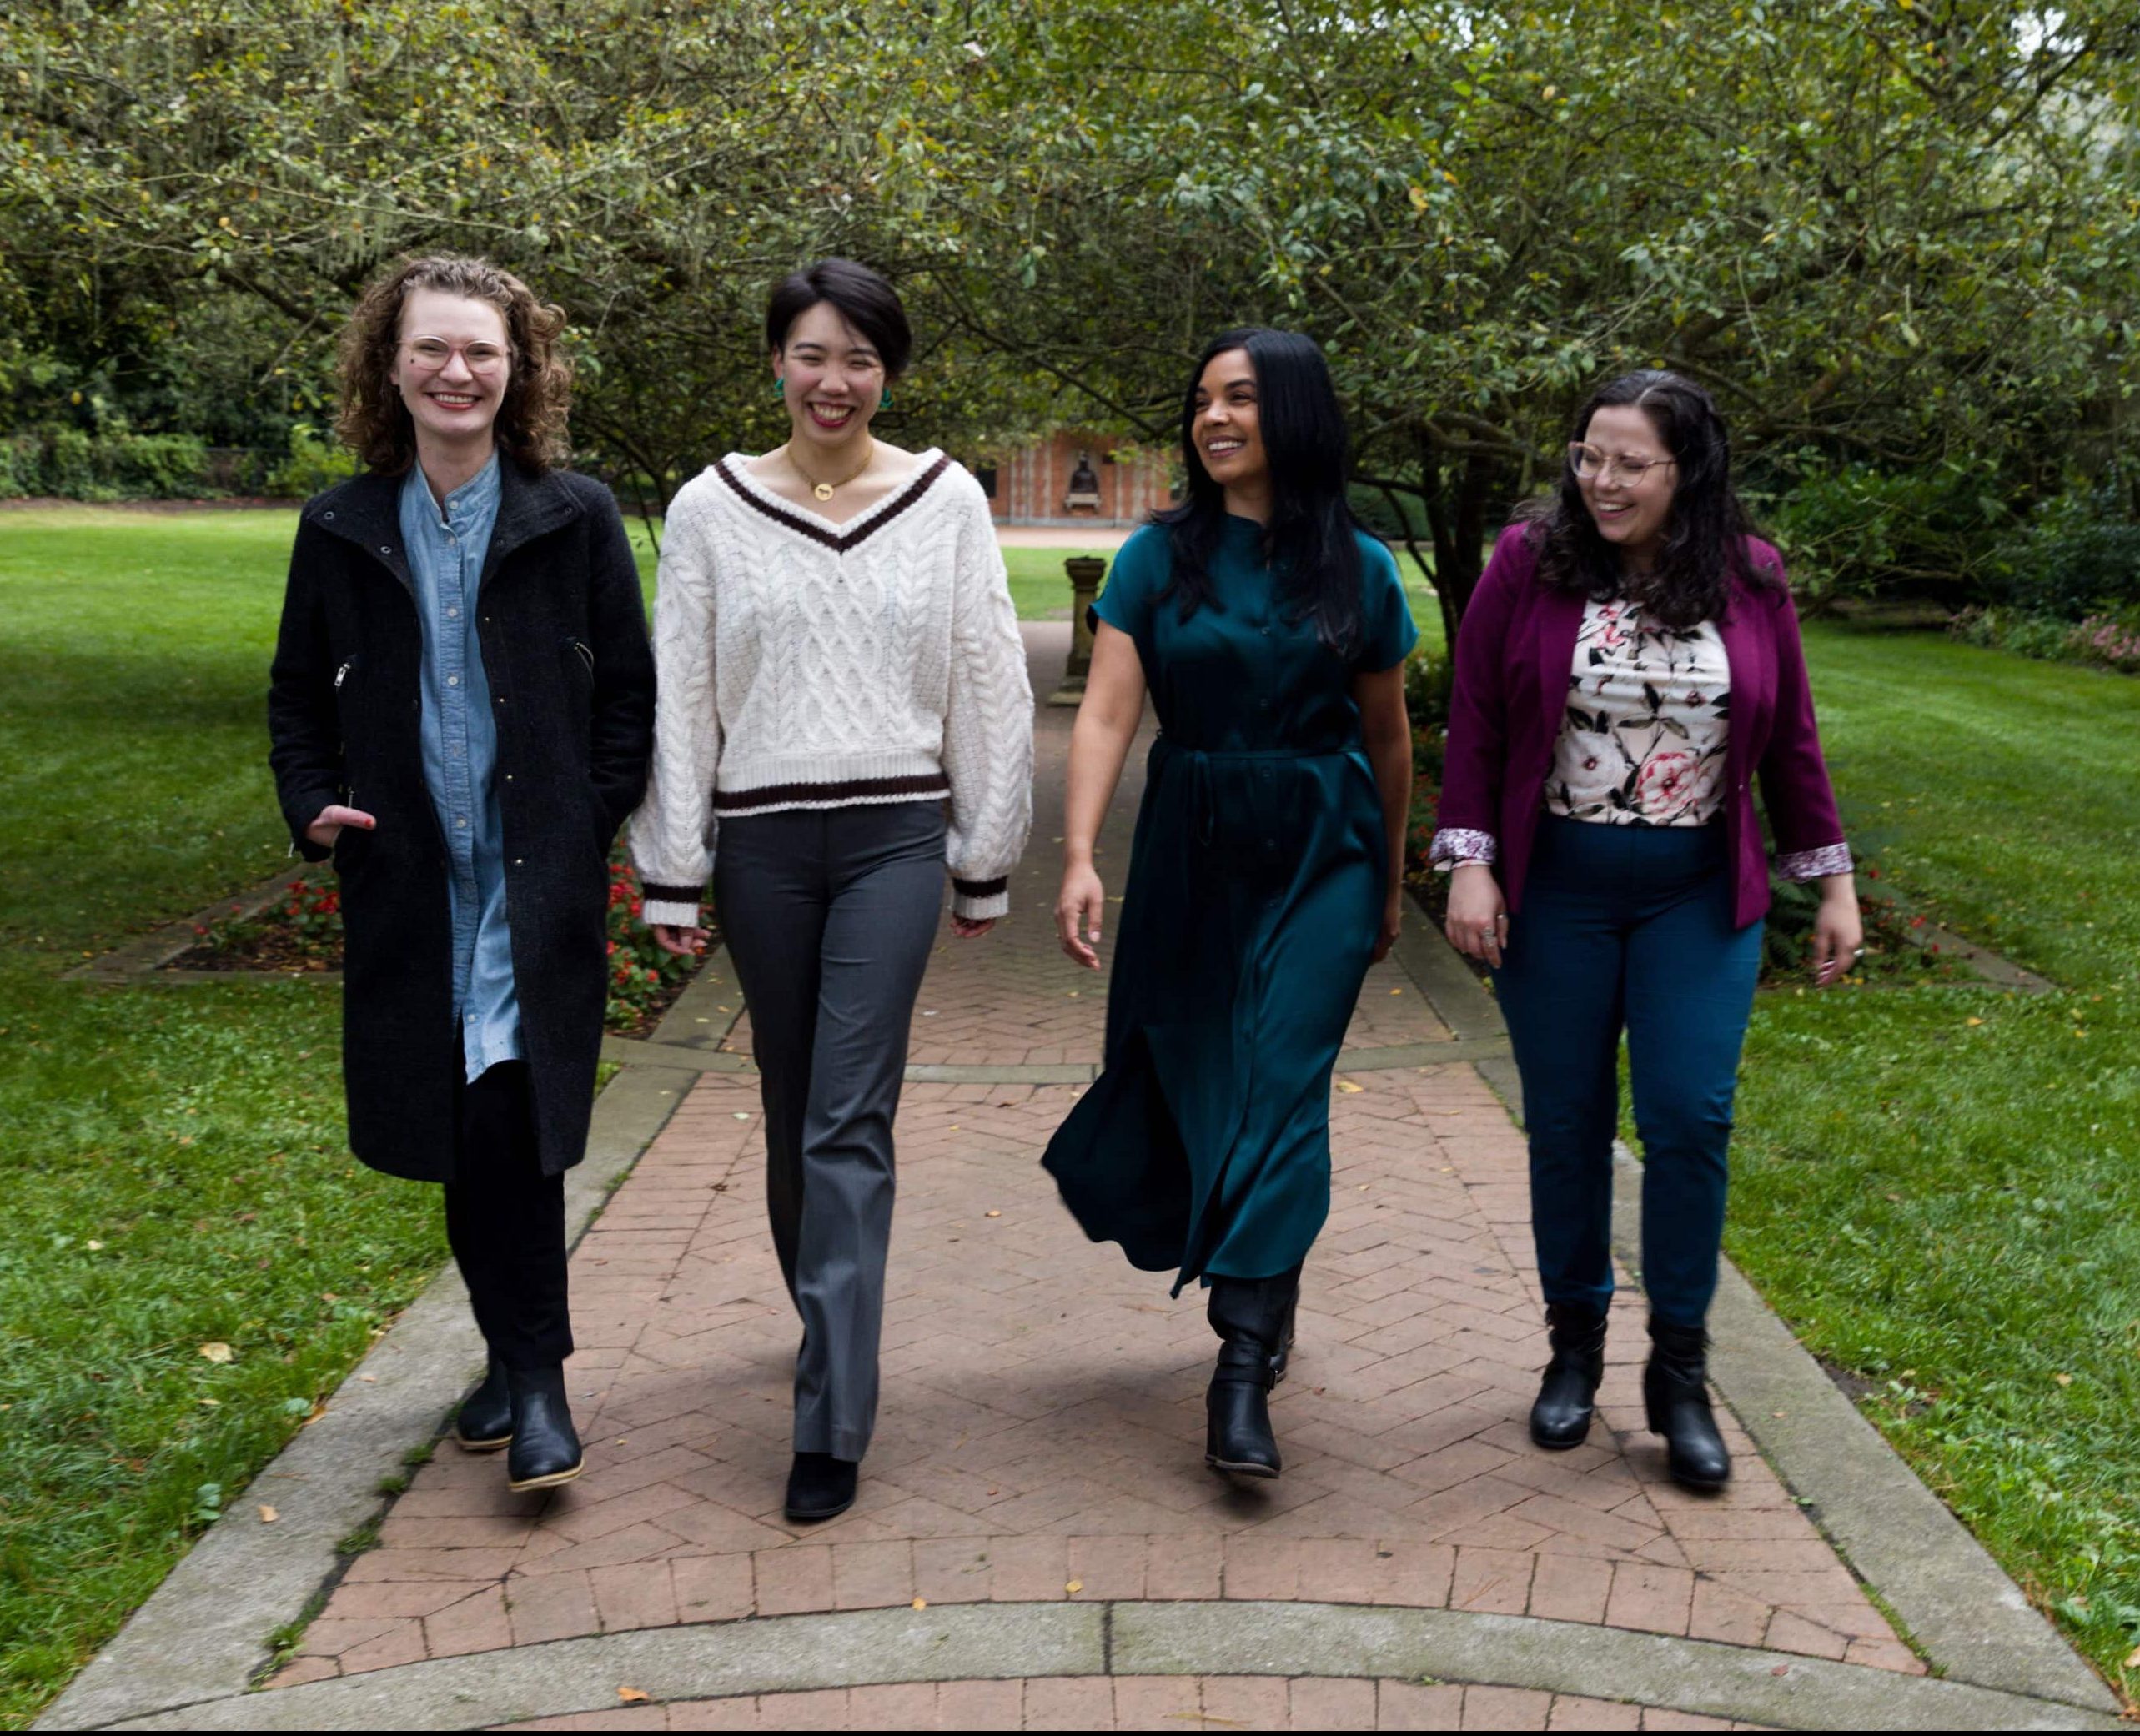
[712,449,951,553]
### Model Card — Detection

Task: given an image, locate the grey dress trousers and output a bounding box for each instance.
[714,800,949,1462]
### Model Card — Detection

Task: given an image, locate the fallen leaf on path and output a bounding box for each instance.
[617,1687,650,1704]
[912,1597,927,1610]
[1771,1665,1790,1678]
[258,1506,279,1523]
[985,1210,1002,1218]
[1065,1579,1083,1594]
[1334,1079,1362,1093]
[2055,1372,2073,1386]
[198,1342,234,1364]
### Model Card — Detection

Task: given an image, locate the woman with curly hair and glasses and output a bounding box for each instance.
[268,255,655,1493]
[1433,370,1860,1490]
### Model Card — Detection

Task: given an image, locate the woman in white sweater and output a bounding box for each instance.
[633,258,1033,1523]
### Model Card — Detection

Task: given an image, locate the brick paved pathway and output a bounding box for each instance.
[266,629,1927,1723]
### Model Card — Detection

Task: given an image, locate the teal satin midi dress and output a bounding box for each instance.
[1042,517,1417,1292]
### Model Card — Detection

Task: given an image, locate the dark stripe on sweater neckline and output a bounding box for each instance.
[712,454,953,553]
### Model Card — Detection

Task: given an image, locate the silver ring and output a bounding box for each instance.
[1852,946,1866,957]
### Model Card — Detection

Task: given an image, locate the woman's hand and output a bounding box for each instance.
[950,915,996,939]
[1373,891,1403,964]
[305,803,376,849]
[1444,862,1509,968]
[1056,860,1106,969]
[651,923,711,958]
[1808,876,1864,988]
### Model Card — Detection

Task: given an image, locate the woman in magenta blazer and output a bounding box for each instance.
[1433,370,1861,1490]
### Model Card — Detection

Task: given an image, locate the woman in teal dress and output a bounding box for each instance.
[1044,328,1416,1479]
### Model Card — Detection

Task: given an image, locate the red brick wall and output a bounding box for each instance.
[976,431,1174,526]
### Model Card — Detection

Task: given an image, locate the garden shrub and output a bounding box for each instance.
[1950,605,2140,674]
[0,427,214,499]
[1767,464,2008,608]
[1985,484,2140,620]
[264,425,359,499]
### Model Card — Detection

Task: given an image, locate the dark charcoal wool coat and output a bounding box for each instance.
[268,461,656,1182]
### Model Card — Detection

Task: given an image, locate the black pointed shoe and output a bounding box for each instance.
[1645,1319,1731,1490]
[1529,1303,1608,1450]
[505,1367,584,1493]
[785,1451,859,1523]
[453,1354,513,1453]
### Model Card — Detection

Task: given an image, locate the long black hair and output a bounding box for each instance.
[1154,327,1365,655]
[1522,369,1779,627]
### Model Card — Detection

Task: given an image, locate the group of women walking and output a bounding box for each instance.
[269,248,1859,1522]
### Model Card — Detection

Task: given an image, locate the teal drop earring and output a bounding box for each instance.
[880,389,892,410]
[773,376,786,398]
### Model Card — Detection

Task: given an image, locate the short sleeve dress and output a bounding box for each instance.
[1042,516,1417,1292]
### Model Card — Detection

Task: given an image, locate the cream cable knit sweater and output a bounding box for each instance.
[631,449,1033,926]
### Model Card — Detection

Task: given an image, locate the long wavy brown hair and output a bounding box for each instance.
[335,255,571,474]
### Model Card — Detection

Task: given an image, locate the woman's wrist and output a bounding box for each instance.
[1816,873,1857,904]
[1062,841,1097,870]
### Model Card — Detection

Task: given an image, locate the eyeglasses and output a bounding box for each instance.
[1568,444,1675,486]
[403,337,511,375]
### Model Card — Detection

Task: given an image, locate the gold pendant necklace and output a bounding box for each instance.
[795,442,873,503]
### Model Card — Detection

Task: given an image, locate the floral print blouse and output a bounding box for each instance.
[1545,599,1730,827]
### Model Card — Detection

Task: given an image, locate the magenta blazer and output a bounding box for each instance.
[1434,525,1850,930]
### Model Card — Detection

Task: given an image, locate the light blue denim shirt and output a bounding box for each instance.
[399,452,521,1081]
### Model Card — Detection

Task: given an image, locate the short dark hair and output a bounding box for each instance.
[764,258,913,378]
[1520,369,1780,627]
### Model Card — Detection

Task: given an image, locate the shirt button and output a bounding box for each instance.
[379,544,392,555]
[447,606,460,619]
[455,817,468,829]
[447,675,460,686]
[514,857,524,866]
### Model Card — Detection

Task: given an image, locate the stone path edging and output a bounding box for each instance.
[96,1602,2127,1733]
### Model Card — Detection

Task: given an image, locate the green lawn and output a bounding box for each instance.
[1726,622,2140,1695]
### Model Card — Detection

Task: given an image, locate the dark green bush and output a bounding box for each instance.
[1767,464,2010,607]
[1986,486,2140,620]
[264,426,359,499]
[0,428,214,499]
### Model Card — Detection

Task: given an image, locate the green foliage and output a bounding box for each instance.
[1950,605,2140,674]
[1764,463,2011,608]
[0,429,214,500]
[262,427,357,502]
[1987,485,2140,620]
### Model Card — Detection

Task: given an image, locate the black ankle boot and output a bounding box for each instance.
[1530,1303,1607,1450]
[1645,1319,1731,1490]
[505,1367,584,1492]
[1204,1269,1299,1479]
[785,1451,859,1522]
[453,1354,512,1453]
[1268,1287,1300,1387]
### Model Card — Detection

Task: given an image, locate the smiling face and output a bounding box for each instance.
[1192,347,1268,504]
[775,300,884,453]
[1575,403,1677,560]
[390,288,511,452]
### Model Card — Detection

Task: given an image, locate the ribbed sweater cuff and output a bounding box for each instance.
[951,876,1012,921]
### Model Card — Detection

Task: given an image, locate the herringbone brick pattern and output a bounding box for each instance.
[269,627,1920,1691]
[493,1677,1776,1730]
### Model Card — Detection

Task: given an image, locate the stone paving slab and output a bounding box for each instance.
[492,1676,1777,1730]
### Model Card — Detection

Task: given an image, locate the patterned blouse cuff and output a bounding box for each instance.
[1429,827,1498,871]
[1776,841,1854,881]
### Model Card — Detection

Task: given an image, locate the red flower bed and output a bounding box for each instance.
[174,846,710,1035]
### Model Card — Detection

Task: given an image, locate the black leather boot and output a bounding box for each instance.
[1529,1303,1607,1450]
[1204,1269,1299,1479]
[1645,1319,1731,1490]
[1268,1287,1300,1387]
[785,1451,859,1523]
[505,1367,584,1492]
[453,1354,513,1453]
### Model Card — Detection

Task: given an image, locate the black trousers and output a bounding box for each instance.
[443,1060,572,1370]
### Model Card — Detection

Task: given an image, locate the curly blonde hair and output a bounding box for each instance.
[336,255,571,474]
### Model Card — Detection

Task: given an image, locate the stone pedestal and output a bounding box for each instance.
[1047,554,1107,706]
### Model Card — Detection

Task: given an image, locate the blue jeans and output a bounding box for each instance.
[1492,817,1762,1327]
